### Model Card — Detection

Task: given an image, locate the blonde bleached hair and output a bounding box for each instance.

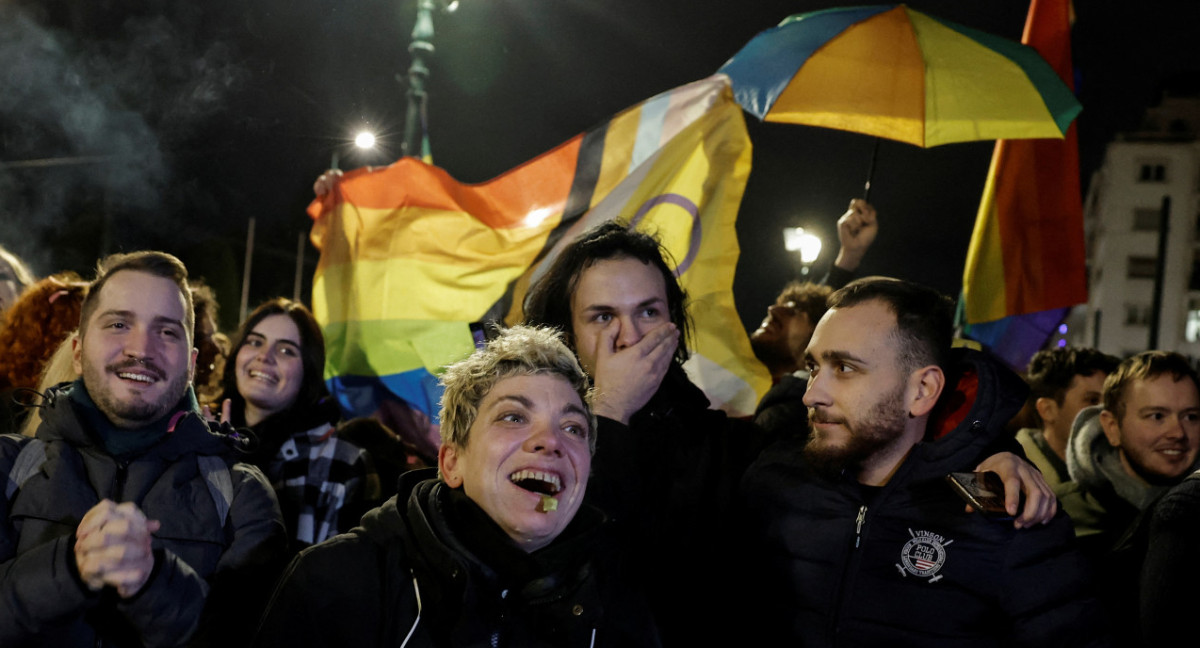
[438,325,596,454]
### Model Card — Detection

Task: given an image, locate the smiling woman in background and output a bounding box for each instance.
[215,297,399,552]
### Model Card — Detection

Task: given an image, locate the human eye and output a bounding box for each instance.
[1183,412,1200,423]
[804,360,818,377]
[279,345,299,357]
[836,361,854,374]
[639,306,662,319]
[245,337,263,348]
[1147,411,1166,421]
[563,420,590,438]
[498,411,526,424]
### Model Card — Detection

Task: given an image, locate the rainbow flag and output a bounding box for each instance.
[308,75,767,449]
[960,0,1085,360]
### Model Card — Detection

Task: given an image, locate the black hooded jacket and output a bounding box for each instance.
[738,348,1110,647]
[588,363,769,646]
[253,469,660,648]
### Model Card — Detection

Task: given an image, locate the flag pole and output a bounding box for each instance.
[293,230,306,303]
[863,137,880,202]
[239,217,255,323]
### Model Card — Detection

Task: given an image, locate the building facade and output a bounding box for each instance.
[1069,95,1200,359]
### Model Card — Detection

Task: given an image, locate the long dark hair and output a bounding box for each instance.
[523,221,692,367]
[218,297,329,426]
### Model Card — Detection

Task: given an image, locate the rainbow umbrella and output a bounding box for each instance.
[717,4,1081,194]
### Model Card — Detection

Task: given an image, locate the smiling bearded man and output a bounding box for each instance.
[0,251,286,648]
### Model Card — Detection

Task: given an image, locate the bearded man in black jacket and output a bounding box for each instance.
[740,277,1111,647]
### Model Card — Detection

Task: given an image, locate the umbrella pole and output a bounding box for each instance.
[863,137,880,202]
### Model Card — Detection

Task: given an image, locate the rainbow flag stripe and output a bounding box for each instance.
[962,0,1086,327]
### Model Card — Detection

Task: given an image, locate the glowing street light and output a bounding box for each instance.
[782,226,822,276]
[354,131,377,149]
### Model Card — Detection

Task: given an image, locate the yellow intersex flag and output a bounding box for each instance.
[308,75,767,453]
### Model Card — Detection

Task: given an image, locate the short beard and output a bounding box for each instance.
[83,359,190,429]
[803,385,908,481]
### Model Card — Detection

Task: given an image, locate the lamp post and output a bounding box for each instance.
[782,226,822,277]
[402,0,457,158]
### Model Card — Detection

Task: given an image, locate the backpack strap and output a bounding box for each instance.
[5,437,234,529]
[197,455,233,527]
[5,437,46,501]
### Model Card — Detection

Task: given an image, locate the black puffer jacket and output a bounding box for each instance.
[0,382,287,648]
[587,363,770,647]
[739,348,1111,647]
[253,469,660,648]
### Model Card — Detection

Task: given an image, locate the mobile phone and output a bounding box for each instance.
[945,471,1011,517]
[469,321,496,350]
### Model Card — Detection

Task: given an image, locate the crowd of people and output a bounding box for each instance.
[0,191,1195,647]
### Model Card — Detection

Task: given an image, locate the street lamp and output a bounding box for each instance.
[402,0,458,159]
[355,131,377,149]
[782,226,822,276]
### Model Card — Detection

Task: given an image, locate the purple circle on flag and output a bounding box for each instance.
[628,193,701,277]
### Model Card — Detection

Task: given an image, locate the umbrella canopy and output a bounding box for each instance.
[718,4,1082,148]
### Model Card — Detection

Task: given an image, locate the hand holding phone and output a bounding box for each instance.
[945,471,1012,518]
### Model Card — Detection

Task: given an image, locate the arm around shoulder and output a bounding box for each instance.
[1002,513,1113,647]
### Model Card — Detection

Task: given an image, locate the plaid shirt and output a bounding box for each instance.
[264,421,379,548]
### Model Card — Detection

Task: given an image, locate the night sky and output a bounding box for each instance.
[2,0,1197,333]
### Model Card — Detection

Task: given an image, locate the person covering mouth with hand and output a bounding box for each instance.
[253,325,661,648]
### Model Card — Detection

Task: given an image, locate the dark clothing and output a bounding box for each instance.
[1056,406,1173,645]
[0,382,287,648]
[587,364,768,647]
[1141,470,1200,646]
[253,469,659,648]
[739,349,1110,647]
[753,371,809,437]
[1057,406,1168,557]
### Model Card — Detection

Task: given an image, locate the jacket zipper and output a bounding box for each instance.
[110,460,129,501]
[854,505,867,548]
[831,504,869,640]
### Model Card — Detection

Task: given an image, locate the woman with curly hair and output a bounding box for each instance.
[0,273,87,434]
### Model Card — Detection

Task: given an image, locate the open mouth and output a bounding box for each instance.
[509,469,562,496]
[248,369,278,384]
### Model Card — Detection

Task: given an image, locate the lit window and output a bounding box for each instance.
[1188,299,1200,343]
